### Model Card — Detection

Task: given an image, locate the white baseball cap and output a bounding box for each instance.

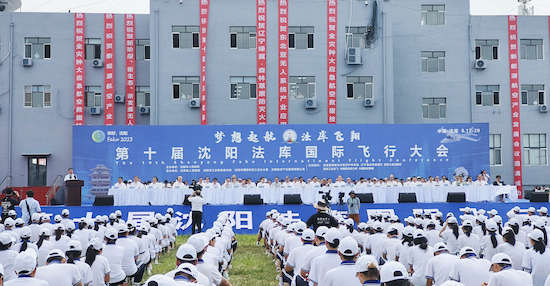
[402,226,414,237]
[61,209,70,216]
[67,240,83,252]
[355,255,378,273]
[537,207,548,214]
[47,249,65,260]
[464,207,472,213]
[373,221,384,231]
[477,215,487,222]
[14,250,37,274]
[534,219,546,228]
[187,235,208,252]
[433,242,448,253]
[459,247,476,257]
[528,207,536,213]
[105,228,118,239]
[175,262,199,279]
[491,253,513,265]
[31,213,41,222]
[529,229,544,241]
[4,217,15,227]
[54,223,65,231]
[294,221,307,234]
[380,261,408,283]
[462,220,473,227]
[440,281,466,286]
[315,226,329,238]
[489,209,498,215]
[144,274,180,286]
[176,243,197,261]
[486,220,498,232]
[89,238,105,251]
[116,223,129,233]
[0,233,14,245]
[115,210,122,217]
[39,228,51,236]
[324,228,343,244]
[345,218,354,226]
[493,215,502,224]
[7,210,16,216]
[20,227,32,238]
[447,217,458,224]
[413,229,426,239]
[512,206,520,212]
[54,214,62,222]
[166,207,174,214]
[338,237,359,256]
[66,221,76,231]
[508,218,519,226]
[302,229,316,241]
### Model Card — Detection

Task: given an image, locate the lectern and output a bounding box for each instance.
[64,180,84,206]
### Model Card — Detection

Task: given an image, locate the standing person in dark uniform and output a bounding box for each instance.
[187,182,205,234]
[1,188,20,221]
[306,200,338,231]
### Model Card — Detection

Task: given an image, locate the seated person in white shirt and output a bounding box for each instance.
[173,176,186,188]
[453,174,465,186]
[326,178,334,187]
[332,175,346,188]
[127,176,143,189]
[211,178,221,188]
[345,177,355,187]
[291,177,300,187]
[271,177,282,188]
[266,179,272,187]
[281,176,293,188]
[64,168,78,181]
[308,176,321,188]
[201,177,213,188]
[297,177,307,188]
[257,177,269,188]
[112,177,127,189]
[441,176,451,186]
[229,175,240,188]
[475,174,487,186]
[221,178,231,188]
[149,176,164,188]
[464,176,474,186]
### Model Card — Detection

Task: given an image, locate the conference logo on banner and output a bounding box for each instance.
[74,13,85,126]
[508,15,523,198]
[73,123,490,204]
[104,14,115,125]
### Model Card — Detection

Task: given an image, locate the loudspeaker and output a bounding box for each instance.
[183,195,191,205]
[524,190,532,200]
[93,195,114,206]
[530,192,549,202]
[244,194,263,205]
[356,193,374,203]
[284,194,302,205]
[50,198,63,205]
[398,193,417,203]
[447,192,466,203]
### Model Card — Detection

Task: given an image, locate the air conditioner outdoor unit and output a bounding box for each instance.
[364,98,374,107]
[23,58,33,67]
[475,59,487,70]
[305,99,317,109]
[346,47,362,65]
[189,99,200,108]
[114,94,125,103]
[92,59,104,68]
[139,106,150,114]
[540,105,548,113]
[89,107,102,115]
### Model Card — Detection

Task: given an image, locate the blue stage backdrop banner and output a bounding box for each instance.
[73,123,489,204]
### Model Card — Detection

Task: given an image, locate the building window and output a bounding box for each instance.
[489,134,502,166]
[230,26,256,49]
[421,5,445,26]
[24,85,51,108]
[521,85,545,105]
[422,98,446,119]
[136,86,150,107]
[85,38,101,60]
[136,39,150,60]
[172,26,200,49]
[172,76,200,99]
[84,86,102,108]
[230,77,257,99]
[345,27,372,49]
[24,37,51,59]
[520,39,543,60]
[523,134,547,166]
[288,27,314,49]
[346,76,373,99]
[475,40,498,60]
[476,85,500,106]
[289,77,315,99]
[421,51,445,73]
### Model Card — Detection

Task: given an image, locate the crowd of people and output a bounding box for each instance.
[258,201,550,286]
[112,171,502,190]
[0,207,237,286]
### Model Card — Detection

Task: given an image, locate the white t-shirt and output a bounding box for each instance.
[382,237,401,262]
[28,224,43,243]
[324,261,362,286]
[19,198,41,224]
[0,249,19,282]
[112,182,126,189]
[457,233,481,256]
[37,240,56,267]
[441,230,460,254]
[408,245,434,286]
[449,257,492,286]
[522,248,550,286]
[188,196,205,212]
[89,254,111,286]
[497,242,526,270]
[480,234,504,261]
[424,252,459,286]
[50,235,72,253]
[301,243,327,273]
[487,267,533,286]
[35,261,82,286]
[426,229,442,247]
[284,235,303,256]
[166,268,210,286]
[308,250,341,286]
[3,276,49,286]
[364,233,387,261]
[116,236,139,276]
[73,260,93,286]
[101,244,126,283]
[395,242,413,269]
[196,259,223,286]
[286,243,315,275]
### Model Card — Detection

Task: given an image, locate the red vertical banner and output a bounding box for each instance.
[125,14,136,125]
[278,0,289,124]
[200,0,210,125]
[104,14,115,125]
[327,0,337,124]
[508,15,523,198]
[74,13,85,126]
[256,0,267,124]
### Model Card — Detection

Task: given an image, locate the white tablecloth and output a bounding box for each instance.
[108,185,518,206]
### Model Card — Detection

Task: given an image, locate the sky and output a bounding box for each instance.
[13,0,550,15]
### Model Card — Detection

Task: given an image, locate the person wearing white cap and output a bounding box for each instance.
[189,236,232,286]
[65,240,93,286]
[354,255,380,285]
[0,233,18,282]
[523,229,550,286]
[395,226,415,269]
[50,224,71,253]
[497,227,525,271]
[144,274,179,286]
[308,228,343,286]
[425,242,458,286]
[257,211,273,246]
[284,229,315,286]
[456,220,480,256]
[439,217,460,255]
[284,221,307,259]
[34,248,83,286]
[364,221,387,262]
[100,228,126,285]
[12,227,39,254]
[5,250,48,286]
[299,226,329,286]
[36,229,55,267]
[408,230,433,286]
[0,263,3,285]
[449,247,491,286]
[537,207,548,217]
[165,243,209,286]
[480,220,503,261]
[173,263,200,285]
[382,225,401,263]
[84,238,111,286]
[425,220,442,247]
[482,253,533,286]
[3,218,20,243]
[28,213,43,243]
[324,237,361,286]
[379,261,409,286]
[60,209,72,228]
[115,223,144,284]
[74,218,91,252]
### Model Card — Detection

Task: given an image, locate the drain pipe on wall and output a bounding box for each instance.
[155,8,160,125]
[8,16,14,179]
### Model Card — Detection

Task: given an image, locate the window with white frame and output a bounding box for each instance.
[476,85,500,106]
[475,40,498,60]
[521,85,545,105]
[230,77,257,99]
[24,37,51,59]
[523,134,547,166]
[136,86,150,107]
[85,38,101,60]
[24,85,51,108]
[346,76,373,99]
[230,26,256,49]
[172,76,200,99]
[422,98,446,119]
[421,51,445,73]
[421,5,445,26]
[489,134,502,166]
[172,26,200,49]
[84,86,102,108]
[136,39,150,60]
[288,27,314,49]
[520,39,543,60]
[289,77,315,99]
[345,27,372,49]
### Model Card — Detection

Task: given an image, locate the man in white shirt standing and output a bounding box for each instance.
[112,177,127,189]
[64,168,78,181]
[19,191,40,226]
[188,188,205,234]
